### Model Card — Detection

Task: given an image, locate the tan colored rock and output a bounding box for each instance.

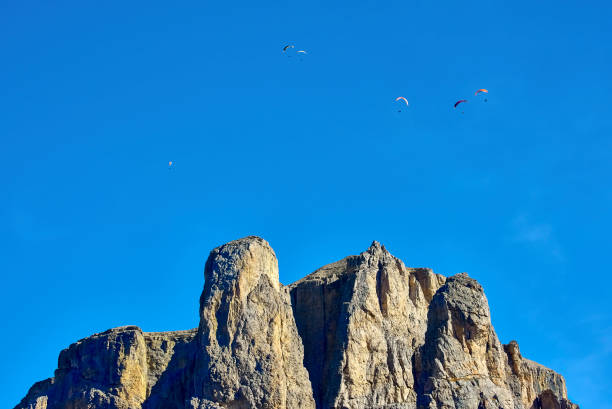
[142,329,197,409]
[15,379,53,409]
[418,273,516,408]
[530,389,579,409]
[289,242,446,408]
[193,236,315,409]
[290,244,577,409]
[54,326,148,409]
[417,273,577,409]
[15,236,578,409]
[504,340,573,409]
[14,327,197,409]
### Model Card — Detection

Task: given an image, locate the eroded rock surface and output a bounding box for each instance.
[289,243,577,409]
[289,241,446,408]
[16,326,197,409]
[143,329,198,409]
[15,236,578,409]
[193,236,315,409]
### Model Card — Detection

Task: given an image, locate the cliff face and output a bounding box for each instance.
[15,236,578,409]
[192,237,315,409]
[17,326,197,409]
[289,242,446,408]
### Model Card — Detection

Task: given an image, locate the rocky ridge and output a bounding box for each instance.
[16,236,578,409]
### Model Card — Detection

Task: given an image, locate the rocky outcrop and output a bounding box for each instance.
[15,326,197,409]
[417,273,516,408]
[15,236,578,409]
[143,329,198,409]
[529,390,579,409]
[289,241,446,408]
[193,236,315,409]
[289,244,578,409]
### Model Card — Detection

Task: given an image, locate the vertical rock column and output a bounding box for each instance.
[193,236,315,409]
[418,273,515,409]
[290,242,447,409]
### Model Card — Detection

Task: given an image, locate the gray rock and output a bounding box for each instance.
[418,273,515,408]
[192,236,315,409]
[143,329,198,409]
[529,390,579,409]
[14,236,578,409]
[289,241,446,409]
[15,327,197,409]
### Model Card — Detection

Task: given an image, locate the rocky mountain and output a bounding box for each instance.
[15,236,578,409]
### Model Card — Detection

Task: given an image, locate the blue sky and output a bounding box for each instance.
[1,1,611,407]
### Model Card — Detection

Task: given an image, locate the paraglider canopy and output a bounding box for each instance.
[283,45,294,52]
[395,96,409,106]
[297,50,307,54]
[454,99,468,108]
[474,89,488,95]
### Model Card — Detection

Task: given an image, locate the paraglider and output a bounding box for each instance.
[295,50,308,61]
[454,99,468,114]
[475,89,488,102]
[168,161,173,169]
[283,45,306,60]
[395,97,409,112]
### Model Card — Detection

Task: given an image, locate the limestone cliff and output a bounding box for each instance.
[15,236,578,409]
[192,236,315,409]
[289,241,446,408]
[16,326,197,409]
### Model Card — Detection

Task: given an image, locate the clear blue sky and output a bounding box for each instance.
[1,1,610,407]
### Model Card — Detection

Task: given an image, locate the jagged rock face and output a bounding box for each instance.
[289,242,446,408]
[15,236,578,409]
[290,244,578,409]
[416,273,576,409]
[15,326,197,409]
[55,326,149,409]
[529,390,579,409]
[418,273,515,408]
[193,236,315,409]
[142,330,198,409]
[504,342,576,409]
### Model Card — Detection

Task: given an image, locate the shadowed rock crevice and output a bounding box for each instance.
[142,330,197,409]
[290,241,448,409]
[289,255,359,408]
[15,236,578,409]
[530,389,579,409]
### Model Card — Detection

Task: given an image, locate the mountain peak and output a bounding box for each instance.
[15,236,578,409]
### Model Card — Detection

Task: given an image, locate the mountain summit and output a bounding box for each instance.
[16,236,578,409]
